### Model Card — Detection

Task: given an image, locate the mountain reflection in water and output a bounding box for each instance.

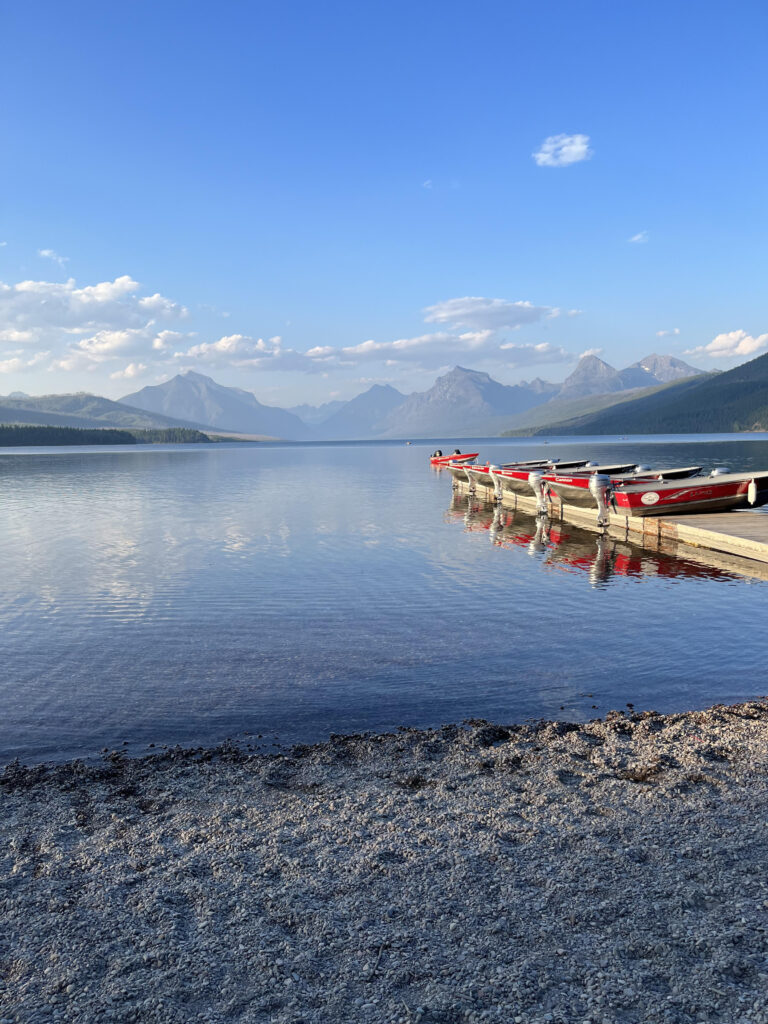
[445,494,767,587]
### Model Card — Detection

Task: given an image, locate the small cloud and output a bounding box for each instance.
[110,362,148,380]
[567,309,583,317]
[580,347,603,358]
[533,133,592,168]
[685,329,768,359]
[38,248,69,268]
[0,328,35,343]
[656,328,680,337]
[422,179,433,189]
[139,293,188,317]
[424,296,558,331]
[0,241,7,247]
[0,351,48,373]
[628,231,648,244]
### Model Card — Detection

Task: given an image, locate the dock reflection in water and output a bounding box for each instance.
[445,493,768,587]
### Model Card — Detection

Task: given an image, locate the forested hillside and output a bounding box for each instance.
[517,353,768,435]
[0,425,214,446]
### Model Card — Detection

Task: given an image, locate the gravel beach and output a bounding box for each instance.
[2,702,768,1024]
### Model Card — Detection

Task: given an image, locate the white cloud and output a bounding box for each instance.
[424,296,559,331]
[38,248,68,268]
[139,293,188,317]
[174,333,321,373]
[532,133,592,168]
[0,274,191,374]
[685,330,768,359]
[629,231,648,244]
[497,342,571,366]
[110,362,148,380]
[182,333,279,361]
[0,328,35,343]
[422,179,433,189]
[0,271,581,386]
[0,351,49,373]
[152,329,185,351]
[656,327,680,337]
[579,347,603,358]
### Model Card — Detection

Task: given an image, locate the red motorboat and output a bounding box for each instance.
[429,448,479,466]
[490,460,591,498]
[544,465,701,510]
[612,470,768,516]
[464,458,554,489]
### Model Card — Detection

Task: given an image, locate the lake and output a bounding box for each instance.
[2,435,768,765]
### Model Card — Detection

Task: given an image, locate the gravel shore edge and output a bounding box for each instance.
[2,701,768,1024]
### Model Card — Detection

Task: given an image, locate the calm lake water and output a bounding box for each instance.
[3,435,768,765]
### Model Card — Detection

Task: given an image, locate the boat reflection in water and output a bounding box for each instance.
[444,494,768,587]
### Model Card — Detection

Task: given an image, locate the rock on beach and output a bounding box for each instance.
[2,702,768,1023]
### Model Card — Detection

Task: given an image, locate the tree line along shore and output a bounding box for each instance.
[0,424,233,446]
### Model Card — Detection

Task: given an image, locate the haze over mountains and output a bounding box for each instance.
[121,371,309,439]
[114,354,703,439]
[525,349,768,435]
[0,393,212,432]
[0,352,712,439]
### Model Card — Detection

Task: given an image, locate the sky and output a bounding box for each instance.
[1,0,767,405]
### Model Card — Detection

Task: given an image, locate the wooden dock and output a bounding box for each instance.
[456,478,768,566]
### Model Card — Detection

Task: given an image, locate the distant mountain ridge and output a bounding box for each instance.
[374,367,546,438]
[0,352,712,440]
[520,350,768,435]
[285,400,346,426]
[0,392,212,431]
[120,372,310,439]
[319,384,406,439]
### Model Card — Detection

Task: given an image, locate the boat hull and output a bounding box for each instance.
[446,464,470,483]
[546,466,701,510]
[490,460,591,497]
[546,478,601,508]
[430,452,478,466]
[494,470,539,496]
[466,460,551,489]
[613,475,768,516]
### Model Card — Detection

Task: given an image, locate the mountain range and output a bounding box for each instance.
[0,393,212,432]
[121,371,310,439]
[0,351,715,439]
[520,349,768,435]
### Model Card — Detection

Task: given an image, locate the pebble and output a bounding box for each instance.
[1,701,768,1023]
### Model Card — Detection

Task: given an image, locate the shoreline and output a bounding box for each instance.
[3,701,768,1022]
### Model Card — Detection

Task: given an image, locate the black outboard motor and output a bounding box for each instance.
[432,449,443,458]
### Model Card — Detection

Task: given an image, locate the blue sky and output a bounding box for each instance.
[1,0,766,403]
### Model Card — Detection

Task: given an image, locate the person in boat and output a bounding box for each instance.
[452,449,461,455]
[432,449,443,457]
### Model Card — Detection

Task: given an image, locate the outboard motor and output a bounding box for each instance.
[709,466,730,477]
[588,473,611,528]
[528,470,549,515]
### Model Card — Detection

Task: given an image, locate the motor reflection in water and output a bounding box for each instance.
[444,494,765,587]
